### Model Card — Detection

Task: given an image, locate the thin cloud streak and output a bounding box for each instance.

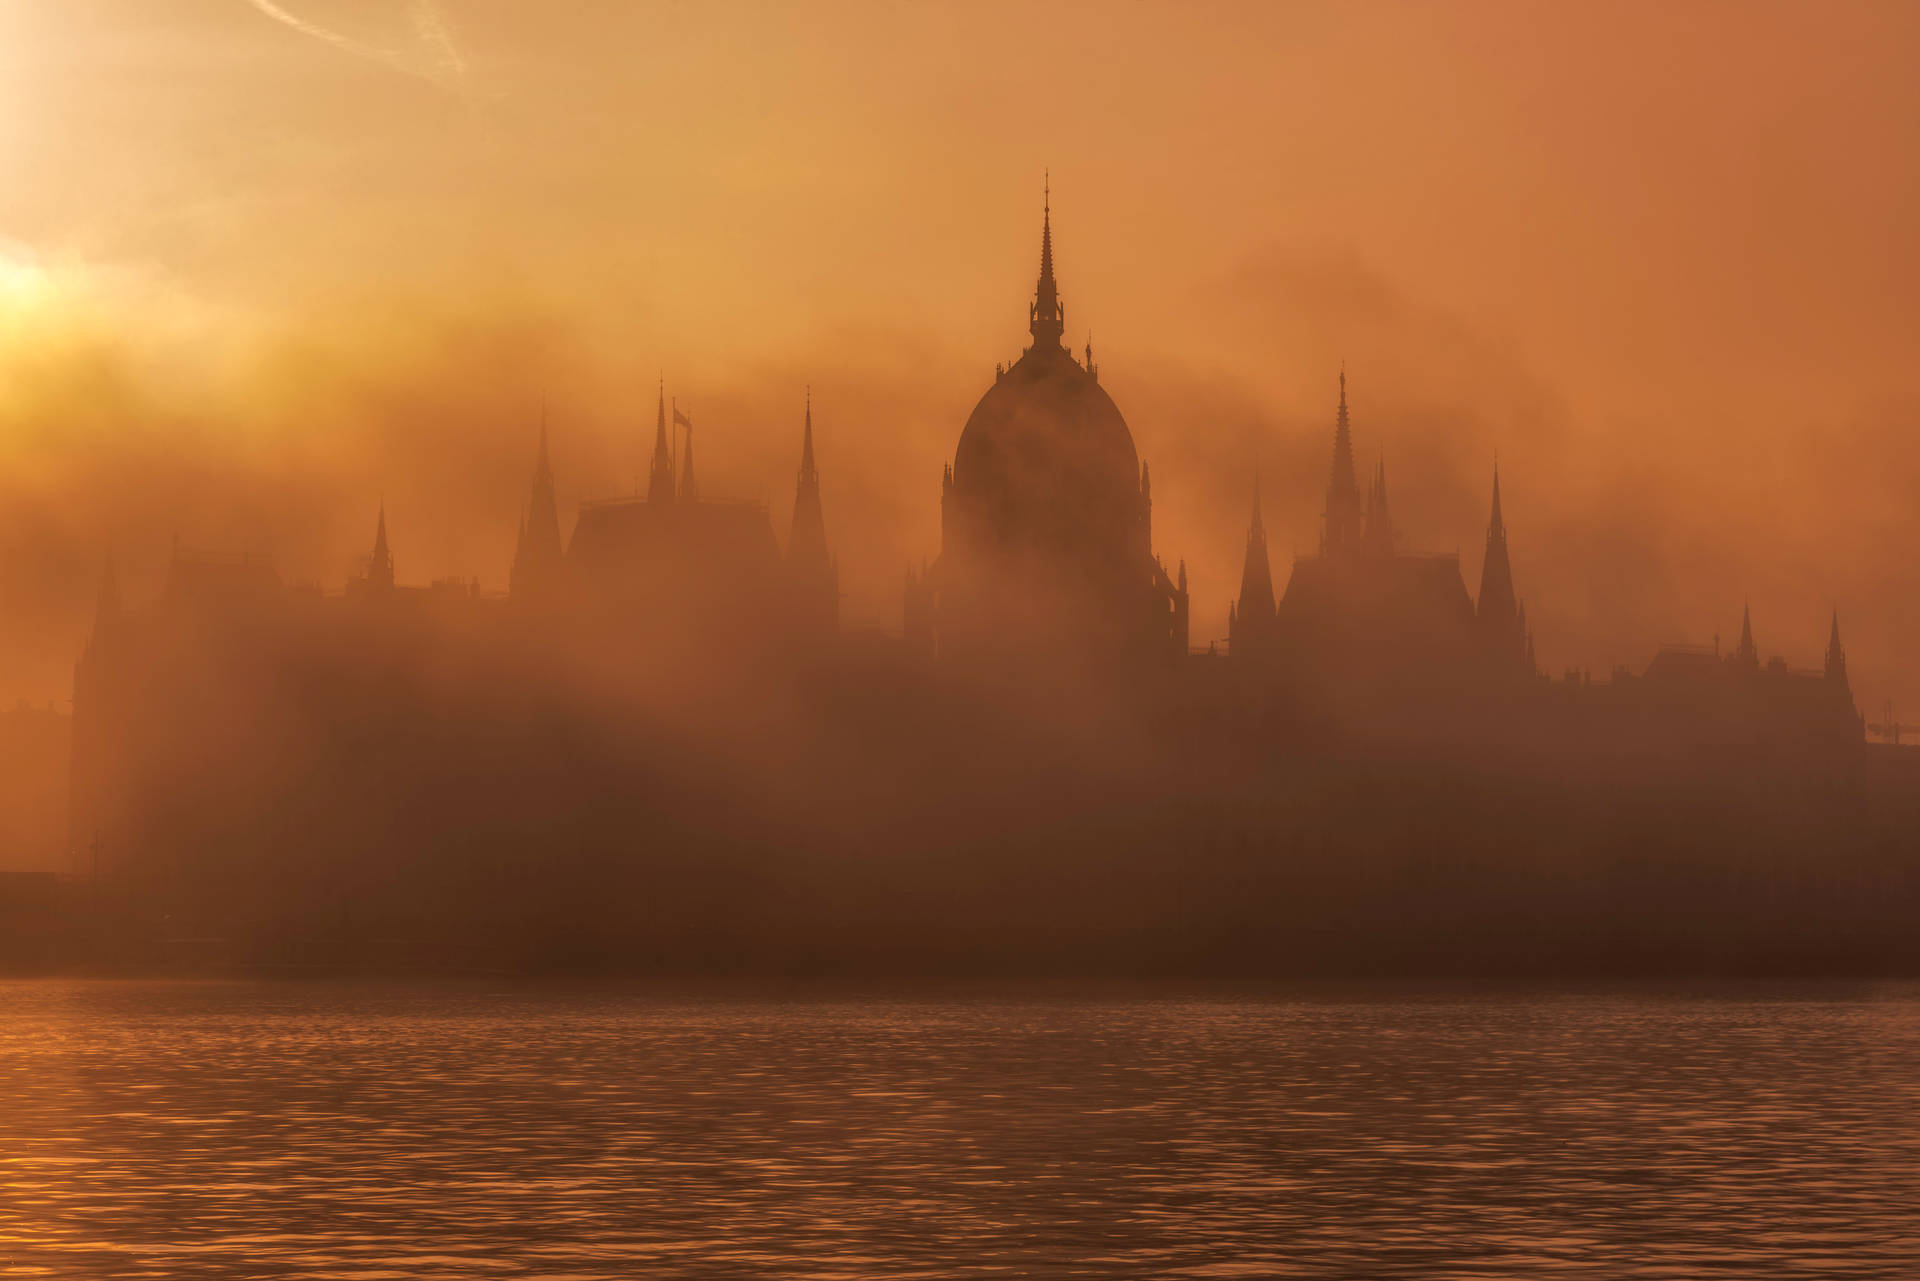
[240,0,466,89]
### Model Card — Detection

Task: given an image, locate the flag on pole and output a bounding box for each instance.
[673,405,692,428]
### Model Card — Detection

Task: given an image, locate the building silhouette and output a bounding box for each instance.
[1607,604,1864,746]
[58,179,1879,920]
[545,383,835,642]
[1226,470,1277,657]
[509,417,566,604]
[910,183,1188,670]
[787,389,838,636]
[1474,467,1526,669]
[1230,370,1507,695]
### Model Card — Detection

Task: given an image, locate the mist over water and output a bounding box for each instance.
[4,981,1918,1279]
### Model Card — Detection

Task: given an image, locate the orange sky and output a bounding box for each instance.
[0,1,1916,712]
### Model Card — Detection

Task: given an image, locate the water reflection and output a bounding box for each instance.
[1,982,1917,1278]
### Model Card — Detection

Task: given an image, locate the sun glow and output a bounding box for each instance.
[0,245,51,305]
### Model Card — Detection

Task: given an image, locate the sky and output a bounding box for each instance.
[0,0,1916,713]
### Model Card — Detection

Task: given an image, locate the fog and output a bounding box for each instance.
[1,0,1916,709]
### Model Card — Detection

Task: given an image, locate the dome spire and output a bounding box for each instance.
[800,384,817,484]
[1030,171,1063,350]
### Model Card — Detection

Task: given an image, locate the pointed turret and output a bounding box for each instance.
[1028,174,1064,351]
[1231,466,1277,659]
[511,416,566,602]
[1173,557,1190,653]
[1735,602,1759,670]
[648,379,675,504]
[1825,609,1849,692]
[367,504,394,591]
[1138,459,1155,555]
[787,388,836,632]
[1363,456,1394,557]
[1322,366,1363,556]
[1476,466,1523,665]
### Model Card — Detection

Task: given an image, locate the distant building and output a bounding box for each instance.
[64,178,1872,897]
[910,183,1188,671]
[485,380,837,640]
[786,389,838,637]
[1230,369,1521,692]
[1597,606,1864,747]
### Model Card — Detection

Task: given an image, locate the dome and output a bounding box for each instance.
[949,183,1141,567]
[929,182,1188,667]
[952,343,1139,555]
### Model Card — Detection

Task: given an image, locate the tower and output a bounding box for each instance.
[1825,610,1849,694]
[648,380,675,505]
[930,178,1182,670]
[1230,469,1277,657]
[1321,367,1363,557]
[1363,458,1394,557]
[1174,558,1189,655]
[367,505,394,592]
[1475,467,1523,665]
[1734,603,1759,671]
[1029,173,1064,352]
[787,388,836,632]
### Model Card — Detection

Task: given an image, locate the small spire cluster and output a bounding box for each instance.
[1028,173,1065,351]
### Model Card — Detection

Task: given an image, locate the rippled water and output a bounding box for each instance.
[3,982,1919,1278]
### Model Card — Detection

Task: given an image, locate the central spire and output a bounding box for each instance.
[1029,172,1063,350]
[1322,364,1363,556]
[798,385,818,487]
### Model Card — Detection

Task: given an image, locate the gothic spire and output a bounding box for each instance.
[1825,609,1849,690]
[1237,466,1276,626]
[648,377,675,504]
[369,504,394,590]
[1029,173,1064,350]
[1736,602,1758,668]
[1322,364,1363,556]
[1364,456,1394,556]
[798,385,818,486]
[1476,466,1521,662]
[788,387,834,630]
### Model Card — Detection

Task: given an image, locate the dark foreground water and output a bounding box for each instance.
[2,982,1918,1278]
